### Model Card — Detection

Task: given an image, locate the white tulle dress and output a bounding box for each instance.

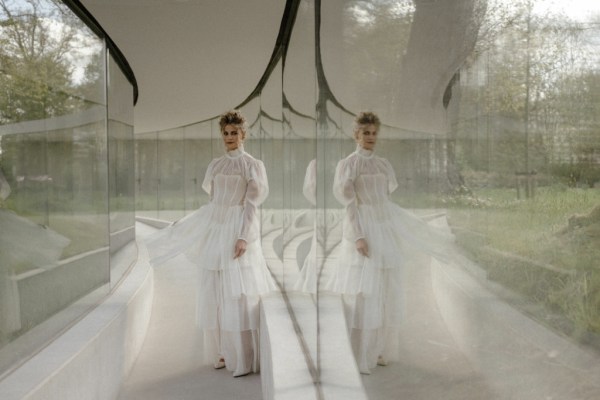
[326,146,452,374]
[145,146,277,377]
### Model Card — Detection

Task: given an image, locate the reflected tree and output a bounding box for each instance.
[0,0,95,124]
[450,0,600,340]
[342,0,414,115]
[457,0,596,188]
[393,0,485,133]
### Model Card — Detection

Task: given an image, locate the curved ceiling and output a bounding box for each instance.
[80,0,286,133]
[80,0,484,136]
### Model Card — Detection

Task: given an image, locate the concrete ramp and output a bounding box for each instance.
[357,215,600,399]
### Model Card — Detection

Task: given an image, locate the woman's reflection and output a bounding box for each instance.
[293,159,317,293]
[0,168,70,340]
[326,112,452,375]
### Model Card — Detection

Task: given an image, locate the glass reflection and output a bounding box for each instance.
[293,158,317,293]
[319,0,600,398]
[108,56,136,285]
[324,112,454,375]
[0,168,69,336]
[183,122,212,214]
[157,128,186,222]
[135,132,159,219]
[0,0,136,379]
[281,0,320,381]
[50,0,600,396]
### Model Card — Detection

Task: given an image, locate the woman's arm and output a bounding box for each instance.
[236,160,269,257]
[234,178,260,258]
[333,159,367,255]
[201,158,217,198]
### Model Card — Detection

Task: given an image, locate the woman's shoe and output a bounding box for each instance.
[377,355,388,366]
[213,357,226,369]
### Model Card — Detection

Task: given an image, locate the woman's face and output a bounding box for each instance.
[222,124,245,151]
[355,124,378,150]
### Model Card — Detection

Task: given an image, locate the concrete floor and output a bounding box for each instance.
[121,220,600,400]
[117,223,262,400]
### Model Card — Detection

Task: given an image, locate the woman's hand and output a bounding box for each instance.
[356,238,369,257]
[234,239,247,259]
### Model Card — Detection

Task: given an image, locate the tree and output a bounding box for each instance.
[455,0,595,186]
[0,0,95,124]
[342,0,414,117]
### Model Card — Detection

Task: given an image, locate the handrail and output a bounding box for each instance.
[61,0,139,105]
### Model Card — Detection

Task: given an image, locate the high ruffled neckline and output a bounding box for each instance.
[226,145,245,159]
[355,145,374,159]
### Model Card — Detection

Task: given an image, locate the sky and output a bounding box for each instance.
[534,0,600,22]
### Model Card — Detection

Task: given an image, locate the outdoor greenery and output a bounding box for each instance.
[0,0,102,125]
[343,0,599,342]
[445,0,600,341]
[447,187,600,338]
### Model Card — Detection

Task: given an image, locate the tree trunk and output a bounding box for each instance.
[392,0,484,135]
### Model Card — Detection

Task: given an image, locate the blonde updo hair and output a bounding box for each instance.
[353,111,381,134]
[219,109,248,134]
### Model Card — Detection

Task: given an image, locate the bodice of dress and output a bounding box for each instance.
[333,146,398,240]
[354,174,389,205]
[212,174,246,207]
[201,146,269,242]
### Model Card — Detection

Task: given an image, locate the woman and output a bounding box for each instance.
[145,110,276,377]
[327,111,452,374]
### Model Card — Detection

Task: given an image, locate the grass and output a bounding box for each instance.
[446,186,600,340]
[448,186,600,269]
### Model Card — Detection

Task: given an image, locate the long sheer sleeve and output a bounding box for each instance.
[201,159,216,196]
[238,160,269,242]
[333,159,364,241]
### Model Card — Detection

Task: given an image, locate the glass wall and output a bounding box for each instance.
[108,55,136,284]
[448,1,600,391]
[135,0,600,397]
[325,0,600,398]
[0,0,135,378]
[133,0,321,381]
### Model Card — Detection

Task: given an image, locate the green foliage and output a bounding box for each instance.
[448,187,600,338]
[0,0,101,124]
[343,0,414,111]
[441,184,492,208]
[550,163,600,187]
[456,0,600,182]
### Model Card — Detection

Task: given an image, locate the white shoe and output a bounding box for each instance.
[213,358,225,369]
[377,355,388,366]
